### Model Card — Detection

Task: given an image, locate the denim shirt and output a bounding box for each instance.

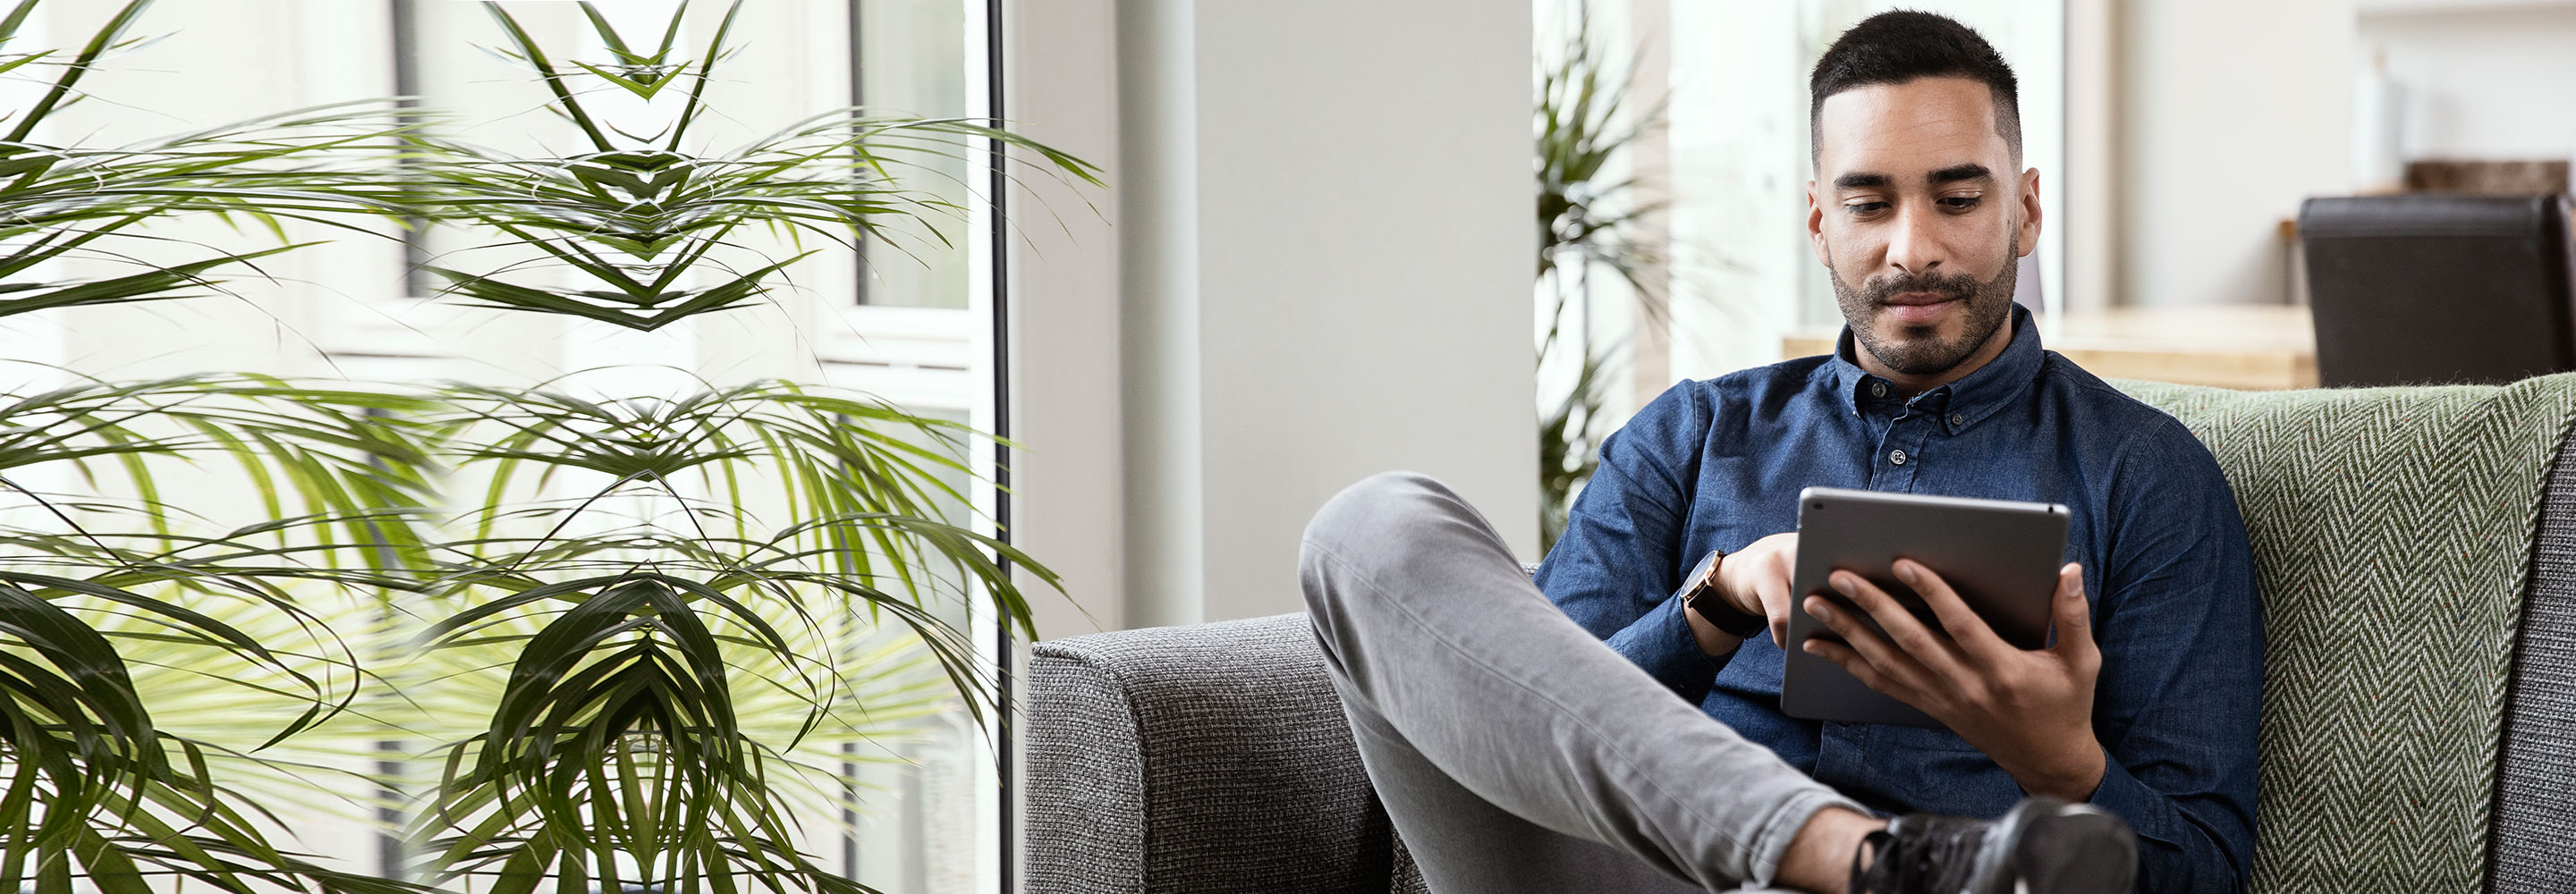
[1536,306,2260,893]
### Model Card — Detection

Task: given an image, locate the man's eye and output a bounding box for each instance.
[1939,196,1983,210]
[1844,202,1888,215]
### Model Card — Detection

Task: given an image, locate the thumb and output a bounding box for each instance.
[2050,563,2096,658]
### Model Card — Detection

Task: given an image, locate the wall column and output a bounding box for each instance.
[1115,0,1538,628]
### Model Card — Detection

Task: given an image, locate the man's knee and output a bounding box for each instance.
[1301,470,1462,561]
[1301,472,1465,663]
[1299,471,1460,612]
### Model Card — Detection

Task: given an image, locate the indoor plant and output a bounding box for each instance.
[0,2,1098,892]
[381,4,1095,893]
[1536,13,1666,552]
[0,2,438,890]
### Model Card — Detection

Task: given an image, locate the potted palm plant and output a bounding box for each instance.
[0,2,1100,892]
[0,2,445,890]
[380,4,1098,893]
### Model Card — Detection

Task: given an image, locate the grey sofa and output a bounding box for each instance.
[1028,386,2576,894]
[1027,613,1422,894]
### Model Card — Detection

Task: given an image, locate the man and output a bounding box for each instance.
[1298,11,2258,894]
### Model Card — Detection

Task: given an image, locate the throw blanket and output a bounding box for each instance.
[2115,375,2576,893]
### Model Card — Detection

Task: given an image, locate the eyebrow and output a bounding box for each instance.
[1833,164,1996,192]
[1833,172,1892,191]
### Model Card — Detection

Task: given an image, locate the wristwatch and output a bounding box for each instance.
[1680,549,1768,638]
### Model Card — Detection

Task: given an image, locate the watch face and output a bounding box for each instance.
[1689,550,1720,588]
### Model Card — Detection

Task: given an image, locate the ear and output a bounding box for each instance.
[1807,180,1831,266]
[2017,167,2043,257]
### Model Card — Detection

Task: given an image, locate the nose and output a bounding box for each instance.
[1884,203,1944,277]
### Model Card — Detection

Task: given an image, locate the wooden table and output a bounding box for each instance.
[1781,305,2318,391]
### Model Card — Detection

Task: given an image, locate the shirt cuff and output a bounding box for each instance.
[2085,747,2172,836]
[1605,594,1733,699]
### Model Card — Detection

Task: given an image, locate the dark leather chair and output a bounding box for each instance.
[2300,194,2576,387]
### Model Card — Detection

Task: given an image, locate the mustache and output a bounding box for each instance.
[1862,271,1979,305]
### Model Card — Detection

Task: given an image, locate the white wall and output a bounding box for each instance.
[2116,0,2354,306]
[1114,0,1538,628]
[1004,0,1126,641]
[2360,5,2576,163]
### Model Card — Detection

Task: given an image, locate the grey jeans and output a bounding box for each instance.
[1299,471,1868,893]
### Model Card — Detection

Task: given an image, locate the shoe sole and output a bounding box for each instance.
[1971,798,2139,894]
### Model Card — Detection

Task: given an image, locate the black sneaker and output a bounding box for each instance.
[1848,797,2137,894]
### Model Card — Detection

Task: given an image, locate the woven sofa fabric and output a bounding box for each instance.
[1027,641,1149,894]
[1387,832,1427,894]
[1026,613,1396,894]
[2114,375,2576,894]
[2491,430,2576,893]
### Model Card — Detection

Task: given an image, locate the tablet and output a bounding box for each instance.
[1778,486,2071,728]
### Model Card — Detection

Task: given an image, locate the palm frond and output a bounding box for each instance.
[405,1,1099,331]
[379,375,1055,891]
[1535,12,1668,552]
[0,558,431,894]
[0,3,1097,891]
[0,0,426,320]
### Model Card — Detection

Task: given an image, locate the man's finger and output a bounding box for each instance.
[2048,562,2097,659]
[1802,593,1934,693]
[1827,570,1965,676]
[1801,637,1922,704]
[1759,573,1791,649]
[1894,558,2010,659]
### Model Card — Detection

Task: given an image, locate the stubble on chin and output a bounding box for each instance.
[1855,311,1996,376]
[1826,242,2019,377]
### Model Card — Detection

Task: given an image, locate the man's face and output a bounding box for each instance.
[1807,77,2040,377]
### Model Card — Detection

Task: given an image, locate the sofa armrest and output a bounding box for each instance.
[2493,423,2576,892]
[1026,612,1398,894]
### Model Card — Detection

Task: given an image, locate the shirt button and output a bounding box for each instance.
[1870,382,1888,398]
[1948,413,1964,426]
[1890,449,1909,465]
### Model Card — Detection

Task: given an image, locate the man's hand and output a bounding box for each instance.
[1798,560,2107,802]
[1682,533,1801,656]
[1720,532,1801,647]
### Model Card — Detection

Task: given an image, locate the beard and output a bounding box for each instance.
[1830,233,2020,377]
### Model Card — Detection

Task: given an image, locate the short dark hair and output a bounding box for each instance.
[1809,11,2021,168]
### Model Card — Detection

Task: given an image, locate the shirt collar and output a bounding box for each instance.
[1825,303,2044,434]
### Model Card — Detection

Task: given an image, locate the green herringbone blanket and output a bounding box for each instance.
[2115,375,2576,893]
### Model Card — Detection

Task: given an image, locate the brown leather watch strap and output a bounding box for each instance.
[1681,549,1767,638]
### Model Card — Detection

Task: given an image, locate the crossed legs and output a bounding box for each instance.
[1299,471,1878,893]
